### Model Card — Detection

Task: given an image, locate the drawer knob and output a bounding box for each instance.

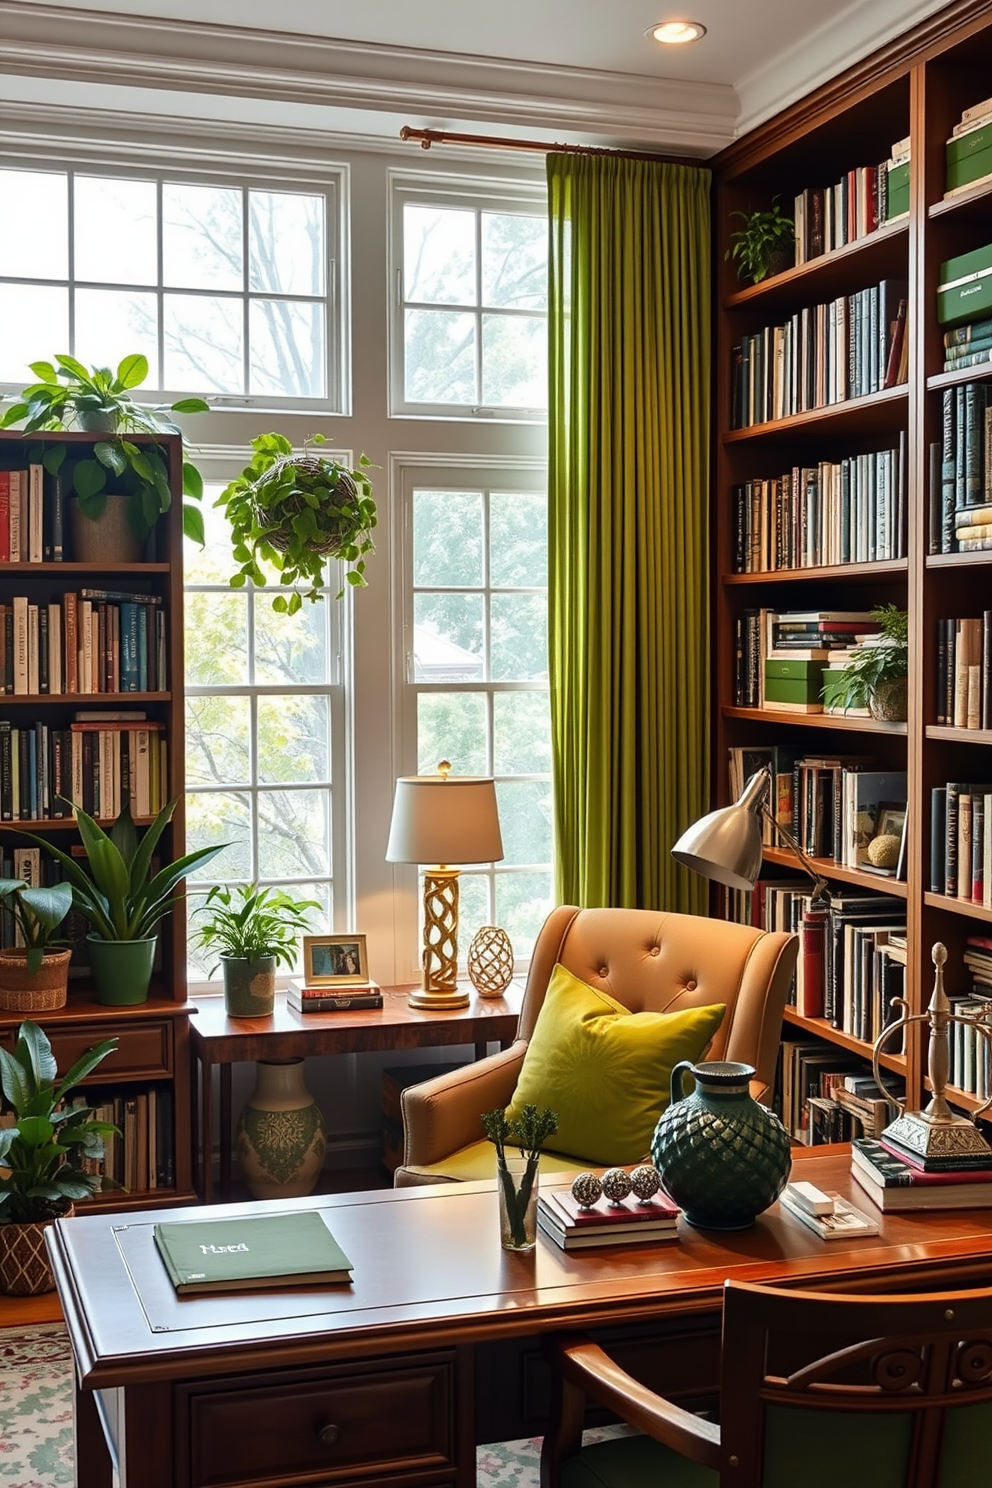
[318,1424,340,1448]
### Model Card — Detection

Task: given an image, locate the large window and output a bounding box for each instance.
[0,166,340,408]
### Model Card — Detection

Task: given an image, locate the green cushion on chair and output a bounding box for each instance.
[761,1405,911,1488]
[561,1432,716,1488]
[406,1139,590,1183]
[506,963,725,1167]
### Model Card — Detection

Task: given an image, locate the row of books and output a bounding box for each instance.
[930,782,992,905]
[730,278,908,429]
[286,978,383,1013]
[935,615,992,729]
[0,718,169,822]
[777,1039,900,1145]
[730,439,907,573]
[0,465,66,564]
[942,315,992,373]
[929,383,992,555]
[536,1183,679,1252]
[792,137,910,264]
[73,1085,175,1192]
[732,608,880,711]
[0,588,167,696]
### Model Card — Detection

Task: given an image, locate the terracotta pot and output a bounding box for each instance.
[0,947,71,1013]
[0,1205,74,1296]
[236,1059,326,1199]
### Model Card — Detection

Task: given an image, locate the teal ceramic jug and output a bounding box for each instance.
[651,1060,791,1230]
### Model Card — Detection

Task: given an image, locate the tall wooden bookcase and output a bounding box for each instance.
[712,0,992,1122]
[0,428,194,1294]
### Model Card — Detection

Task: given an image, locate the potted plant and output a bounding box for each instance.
[482,1103,558,1251]
[0,353,209,555]
[0,1020,119,1295]
[726,200,796,284]
[27,800,225,1007]
[193,883,321,1018]
[0,879,74,1014]
[829,604,909,721]
[215,432,376,613]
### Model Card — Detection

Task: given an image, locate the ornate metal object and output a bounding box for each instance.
[601,1167,633,1205]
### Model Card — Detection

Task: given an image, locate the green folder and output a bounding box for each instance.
[154,1210,353,1295]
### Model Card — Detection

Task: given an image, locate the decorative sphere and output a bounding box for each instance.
[467,926,514,996]
[867,833,901,869]
[629,1164,661,1202]
[570,1172,603,1209]
[601,1167,632,1205]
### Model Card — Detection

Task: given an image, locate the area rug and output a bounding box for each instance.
[0,1325,629,1488]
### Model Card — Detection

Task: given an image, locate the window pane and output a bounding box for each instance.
[496,871,553,959]
[493,692,551,774]
[184,593,248,683]
[481,314,546,408]
[74,289,158,376]
[496,780,552,865]
[249,299,325,398]
[186,791,252,881]
[249,190,325,295]
[257,790,331,879]
[257,695,330,784]
[414,594,484,679]
[164,293,243,393]
[0,285,68,381]
[163,182,243,291]
[413,490,483,587]
[253,599,329,684]
[74,176,157,286]
[490,492,547,587]
[183,488,239,585]
[482,212,547,309]
[490,593,548,680]
[0,169,68,279]
[186,695,250,787]
[455,873,493,959]
[404,204,475,305]
[418,693,487,775]
[404,309,476,403]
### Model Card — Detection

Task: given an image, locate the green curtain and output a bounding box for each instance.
[547,152,711,911]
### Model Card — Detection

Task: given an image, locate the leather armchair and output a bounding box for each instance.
[394,904,797,1187]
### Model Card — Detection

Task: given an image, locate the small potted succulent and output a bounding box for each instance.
[0,880,74,1013]
[0,353,209,556]
[726,200,796,285]
[0,1020,120,1295]
[215,432,376,613]
[482,1103,559,1252]
[830,604,909,722]
[193,883,321,1018]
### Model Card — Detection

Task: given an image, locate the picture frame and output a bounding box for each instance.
[875,803,907,845]
[303,934,369,986]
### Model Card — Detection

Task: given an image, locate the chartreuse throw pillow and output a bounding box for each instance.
[506,963,725,1168]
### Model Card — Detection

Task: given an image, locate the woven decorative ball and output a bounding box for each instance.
[467,926,514,997]
[867,833,901,869]
[601,1167,632,1205]
[629,1164,662,1202]
[570,1172,603,1209]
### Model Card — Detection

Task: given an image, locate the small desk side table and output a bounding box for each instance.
[188,984,523,1201]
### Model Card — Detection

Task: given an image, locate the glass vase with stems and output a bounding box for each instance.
[481,1104,558,1252]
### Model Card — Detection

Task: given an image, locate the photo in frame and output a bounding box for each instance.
[303,934,369,986]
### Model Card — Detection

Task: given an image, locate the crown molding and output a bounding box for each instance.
[0,1,737,155]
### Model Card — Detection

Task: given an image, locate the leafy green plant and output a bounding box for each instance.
[482,1103,559,1248]
[725,200,795,284]
[26,800,225,943]
[0,881,73,974]
[0,1020,120,1222]
[193,883,321,972]
[0,354,209,543]
[215,432,376,613]
[829,604,909,710]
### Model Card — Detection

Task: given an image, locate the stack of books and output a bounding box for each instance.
[287,978,382,1013]
[945,96,992,200]
[852,1135,992,1211]
[537,1185,680,1250]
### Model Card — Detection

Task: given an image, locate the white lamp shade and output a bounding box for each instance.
[386,774,504,866]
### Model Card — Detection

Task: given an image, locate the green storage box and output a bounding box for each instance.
[764,674,823,706]
[764,658,825,683]
[938,240,992,325]
[886,160,910,219]
[947,146,992,192]
[821,669,853,709]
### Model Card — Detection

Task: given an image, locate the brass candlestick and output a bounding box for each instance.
[872,943,992,1161]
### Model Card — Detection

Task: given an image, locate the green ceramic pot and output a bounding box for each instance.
[221,955,276,1019]
[86,935,156,1006]
[651,1060,791,1231]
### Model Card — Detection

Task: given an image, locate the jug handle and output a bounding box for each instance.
[670,1060,694,1105]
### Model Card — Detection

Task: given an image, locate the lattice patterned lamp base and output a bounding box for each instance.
[409,868,470,1009]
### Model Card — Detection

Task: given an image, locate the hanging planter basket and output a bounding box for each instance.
[255,458,363,558]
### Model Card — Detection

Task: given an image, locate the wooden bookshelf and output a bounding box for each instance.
[713,0,992,1128]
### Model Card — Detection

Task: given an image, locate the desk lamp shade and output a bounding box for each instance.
[670,769,766,892]
[386,766,503,1010]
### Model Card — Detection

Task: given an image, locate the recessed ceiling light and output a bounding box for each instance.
[649,20,707,44]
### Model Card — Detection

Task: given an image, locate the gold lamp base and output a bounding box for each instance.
[409,867,470,1011]
[882,1111,992,1162]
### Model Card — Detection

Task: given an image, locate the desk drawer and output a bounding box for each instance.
[0,1019,173,1079]
[186,1353,456,1487]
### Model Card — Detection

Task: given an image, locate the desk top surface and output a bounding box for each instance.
[49,1153,992,1390]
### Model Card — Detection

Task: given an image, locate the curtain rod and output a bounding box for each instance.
[399,126,696,167]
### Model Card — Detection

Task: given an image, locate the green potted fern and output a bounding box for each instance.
[192,883,320,1017]
[830,605,909,721]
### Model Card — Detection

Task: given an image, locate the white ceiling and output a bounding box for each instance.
[0,0,953,156]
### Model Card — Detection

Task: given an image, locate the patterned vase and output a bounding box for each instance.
[236,1059,327,1200]
[651,1060,791,1231]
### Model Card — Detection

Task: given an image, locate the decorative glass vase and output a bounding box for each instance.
[236,1059,327,1200]
[497,1156,539,1251]
[651,1060,791,1231]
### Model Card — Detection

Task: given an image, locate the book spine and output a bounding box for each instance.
[932,787,947,892]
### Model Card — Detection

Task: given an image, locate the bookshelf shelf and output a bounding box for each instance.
[926,725,992,743]
[763,845,909,896]
[923,893,992,924]
[723,559,908,586]
[0,562,170,575]
[723,384,908,444]
[2,692,171,707]
[724,705,908,735]
[724,217,910,312]
[782,1006,907,1074]
[926,364,992,391]
[0,816,159,831]
[927,550,992,569]
[928,175,992,222]
[926,1079,989,1115]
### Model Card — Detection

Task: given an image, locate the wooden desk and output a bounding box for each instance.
[49,1153,992,1488]
[188,986,523,1201]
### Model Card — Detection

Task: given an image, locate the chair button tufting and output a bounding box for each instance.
[650,946,660,957]
[685,979,697,991]
[599,967,609,978]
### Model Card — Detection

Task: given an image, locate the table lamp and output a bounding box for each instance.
[386,761,504,1010]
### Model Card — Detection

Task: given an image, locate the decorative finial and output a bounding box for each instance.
[933,943,947,968]
[438,760,451,780]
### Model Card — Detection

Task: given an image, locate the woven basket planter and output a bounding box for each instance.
[0,948,72,1013]
[256,460,359,557]
[0,1206,73,1296]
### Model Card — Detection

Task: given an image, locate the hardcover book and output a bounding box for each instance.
[153,1210,353,1295]
[851,1138,992,1210]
